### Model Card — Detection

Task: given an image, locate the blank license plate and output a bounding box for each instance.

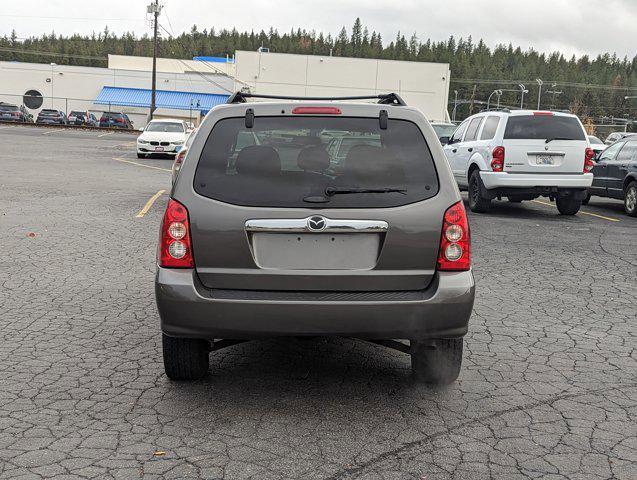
[155,147,164,152]
[536,155,554,165]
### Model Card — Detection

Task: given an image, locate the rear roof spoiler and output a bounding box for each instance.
[226,92,407,106]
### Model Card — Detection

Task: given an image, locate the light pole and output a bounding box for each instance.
[536,78,544,110]
[486,89,502,110]
[518,84,528,109]
[452,90,458,122]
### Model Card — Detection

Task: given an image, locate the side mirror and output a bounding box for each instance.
[439,136,450,145]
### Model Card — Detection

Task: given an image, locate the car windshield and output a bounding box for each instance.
[40,110,59,115]
[504,115,585,140]
[146,122,184,133]
[432,124,457,138]
[0,104,18,111]
[588,136,603,144]
[194,116,439,208]
[70,111,85,116]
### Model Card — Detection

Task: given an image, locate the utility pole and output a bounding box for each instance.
[546,88,563,109]
[468,84,477,116]
[148,0,161,120]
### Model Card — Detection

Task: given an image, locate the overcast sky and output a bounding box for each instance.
[1,0,636,59]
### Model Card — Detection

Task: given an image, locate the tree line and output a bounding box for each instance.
[1,18,636,124]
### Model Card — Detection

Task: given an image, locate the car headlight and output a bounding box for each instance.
[138,139,149,144]
[173,141,184,146]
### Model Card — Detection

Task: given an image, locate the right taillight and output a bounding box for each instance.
[437,201,471,272]
[584,147,595,172]
[158,199,194,268]
[491,146,505,172]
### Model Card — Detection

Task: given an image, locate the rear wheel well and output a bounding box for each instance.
[467,163,481,183]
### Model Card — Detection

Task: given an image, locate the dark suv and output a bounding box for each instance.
[36,109,68,125]
[0,103,31,122]
[155,93,475,385]
[587,138,637,216]
[99,112,133,129]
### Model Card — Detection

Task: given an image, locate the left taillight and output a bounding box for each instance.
[584,147,595,173]
[158,198,194,268]
[437,201,471,272]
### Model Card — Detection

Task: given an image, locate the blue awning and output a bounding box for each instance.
[94,86,229,111]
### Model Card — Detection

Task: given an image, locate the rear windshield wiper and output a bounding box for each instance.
[545,137,573,143]
[325,186,407,197]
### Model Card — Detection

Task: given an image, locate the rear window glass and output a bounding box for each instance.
[480,116,500,140]
[0,104,18,111]
[504,115,585,140]
[194,116,439,208]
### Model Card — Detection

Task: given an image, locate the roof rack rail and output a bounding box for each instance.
[481,107,511,113]
[226,92,407,106]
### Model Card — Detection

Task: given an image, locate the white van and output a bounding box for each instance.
[442,110,594,215]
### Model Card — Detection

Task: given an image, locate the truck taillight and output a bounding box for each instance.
[437,201,471,272]
[158,199,194,268]
[584,147,595,173]
[491,146,505,172]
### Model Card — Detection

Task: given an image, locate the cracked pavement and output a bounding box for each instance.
[0,125,635,479]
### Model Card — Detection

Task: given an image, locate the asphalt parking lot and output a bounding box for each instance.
[0,124,635,480]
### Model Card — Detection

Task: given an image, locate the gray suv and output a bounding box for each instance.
[156,93,475,384]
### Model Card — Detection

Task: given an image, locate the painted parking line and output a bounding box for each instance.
[136,190,166,218]
[42,129,67,135]
[531,199,620,222]
[98,132,114,137]
[113,156,171,173]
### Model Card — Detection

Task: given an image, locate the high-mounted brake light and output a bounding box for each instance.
[437,201,471,272]
[158,199,194,268]
[584,147,595,173]
[292,106,342,115]
[533,111,554,116]
[491,146,505,172]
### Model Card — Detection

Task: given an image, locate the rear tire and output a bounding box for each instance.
[162,334,209,381]
[624,181,637,217]
[411,338,463,385]
[556,196,582,215]
[468,170,491,213]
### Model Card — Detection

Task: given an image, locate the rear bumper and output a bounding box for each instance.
[155,268,475,340]
[480,171,593,189]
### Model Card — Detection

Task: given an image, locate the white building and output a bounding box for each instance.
[0,51,450,128]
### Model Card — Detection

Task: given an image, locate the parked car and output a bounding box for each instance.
[585,138,637,216]
[171,128,199,183]
[156,92,475,384]
[605,131,636,145]
[588,135,606,158]
[443,110,593,215]
[431,122,457,144]
[137,119,188,158]
[36,109,68,125]
[0,102,32,123]
[99,112,134,129]
[68,110,98,127]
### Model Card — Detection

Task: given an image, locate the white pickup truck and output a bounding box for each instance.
[442,110,594,215]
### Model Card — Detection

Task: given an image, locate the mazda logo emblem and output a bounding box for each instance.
[307,216,326,231]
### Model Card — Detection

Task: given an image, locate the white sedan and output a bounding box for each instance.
[137,119,188,158]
